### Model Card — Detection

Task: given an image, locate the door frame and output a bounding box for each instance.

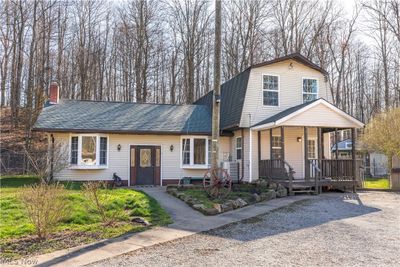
[129,144,162,186]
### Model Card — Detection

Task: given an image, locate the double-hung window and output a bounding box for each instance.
[303,78,318,102]
[70,134,108,168]
[181,136,210,168]
[307,139,317,159]
[236,137,242,160]
[263,75,279,106]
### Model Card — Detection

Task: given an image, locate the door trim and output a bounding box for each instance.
[129,144,162,186]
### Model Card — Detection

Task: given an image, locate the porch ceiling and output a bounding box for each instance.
[251,98,365,130]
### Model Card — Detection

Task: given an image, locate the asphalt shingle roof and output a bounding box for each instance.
[33,100,212,134]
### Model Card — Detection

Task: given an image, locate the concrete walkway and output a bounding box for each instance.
[29,187,312,267]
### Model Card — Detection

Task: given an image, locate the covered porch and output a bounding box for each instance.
[250,99,365,195]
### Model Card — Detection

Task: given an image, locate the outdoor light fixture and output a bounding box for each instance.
[288,62,293,70]
[117,144,121,151]
[297,137,302,142]
[170,145,174,152]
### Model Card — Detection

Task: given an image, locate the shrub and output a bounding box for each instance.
[20,182,67,239]
[82,182,122,225]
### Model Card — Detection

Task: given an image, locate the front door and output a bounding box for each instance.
[130,145,161,186]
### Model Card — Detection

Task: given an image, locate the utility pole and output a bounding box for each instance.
[211,0,221,173]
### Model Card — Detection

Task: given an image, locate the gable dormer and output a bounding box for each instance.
[240,53,331,127]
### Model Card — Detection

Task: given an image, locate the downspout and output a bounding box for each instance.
[249,114,252,183]
[50,133,55,182]
[241,128,244,183]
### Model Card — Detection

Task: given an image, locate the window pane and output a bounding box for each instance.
[100,137,107,165]
[307,140,316,159]
[272,148,282,159]
[156,148,160,167]
[81,136,96,165]
[272,136,282,148]
[194,139,206,165]
[182,139,190,165]
[140,149,152,167]
[208,140,211,165]
[263,91,279,106]
[271,136,282,160]
[263,75,278,90]
[71,137,78,164]
[303,93,317,103]
[303,79,317,93]
[130,148,135,167]
[236,137,242,160]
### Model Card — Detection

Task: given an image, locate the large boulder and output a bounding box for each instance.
[276,187,288,198]
[253,193,261,202]
[234,198,248,208]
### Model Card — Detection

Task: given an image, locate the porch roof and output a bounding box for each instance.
[251,98,365,130]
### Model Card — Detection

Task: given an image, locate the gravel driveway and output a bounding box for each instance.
[90,192,400,267]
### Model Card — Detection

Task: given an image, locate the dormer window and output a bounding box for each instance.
[263,75,279,106]
[303,78,318,102]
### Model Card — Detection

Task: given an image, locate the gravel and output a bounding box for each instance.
[89,192,400,267]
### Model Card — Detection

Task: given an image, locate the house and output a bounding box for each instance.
[33,53,365,192]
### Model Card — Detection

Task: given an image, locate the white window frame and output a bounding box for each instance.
[236,136,242,160]
[262,74,280,107]
[69,133,109,169]
[180,136,210,169]
[302,77,318,103]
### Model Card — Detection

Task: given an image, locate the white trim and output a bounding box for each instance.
[68,133,109,169]
[180,136,210,169]
[251,99,365,130]
[127,143,163,187]
[249,129,253,182]
[262,74,280,107]
[302,77,319,103]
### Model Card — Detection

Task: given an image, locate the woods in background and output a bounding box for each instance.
[0,0,399,131]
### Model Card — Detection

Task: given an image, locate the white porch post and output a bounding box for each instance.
[249,128,252,182]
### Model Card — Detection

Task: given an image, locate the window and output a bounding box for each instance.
[263,75,279,106]
[70,135,108,168]
[81,136,96,165]
[271,136,282,159]
[182,138,191,165]
[236,137,242,160]
[303,78,318,102]
[181,136,209,167]
[307,139,317,159]
[140,149,152,167]
[71,137,78,164]
[100,137,107,165]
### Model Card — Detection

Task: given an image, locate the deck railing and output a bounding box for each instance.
[308,159,363,181]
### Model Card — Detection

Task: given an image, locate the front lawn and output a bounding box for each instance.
[363,177,390,189]
[0,175,172,259]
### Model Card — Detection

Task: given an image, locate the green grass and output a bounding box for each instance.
[0,175,172,259]
[363,177,390,189]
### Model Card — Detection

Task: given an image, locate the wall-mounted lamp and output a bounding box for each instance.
[215,94,221,103]
[288,62,294,70]
[117,144,121,151]
[170,145,174,152]
[297,137,302,142]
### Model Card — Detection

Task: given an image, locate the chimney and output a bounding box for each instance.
[49,81,59,104]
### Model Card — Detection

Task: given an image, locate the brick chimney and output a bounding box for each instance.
[49,81,59,104]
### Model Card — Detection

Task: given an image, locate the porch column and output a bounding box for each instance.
[316,127,322,194]
[269,128,273,159]
[304,127,309,180]
[351,128,357,193]
[281,126,285,162]
[258,131,261,163]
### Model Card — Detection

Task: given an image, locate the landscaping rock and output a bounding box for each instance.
[203,207,220,215]
[235,198,248,208]
[221,203,233,212]
[175,192,184,198]
[260,190,276,201]
[131,217,150,226]
[192,204,206,211]
[253,193,261,202]
[276,188,288,198]
[213,203,222,213]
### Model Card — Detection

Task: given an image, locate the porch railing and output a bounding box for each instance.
[259,159,295,195]
[308,159,363,181]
